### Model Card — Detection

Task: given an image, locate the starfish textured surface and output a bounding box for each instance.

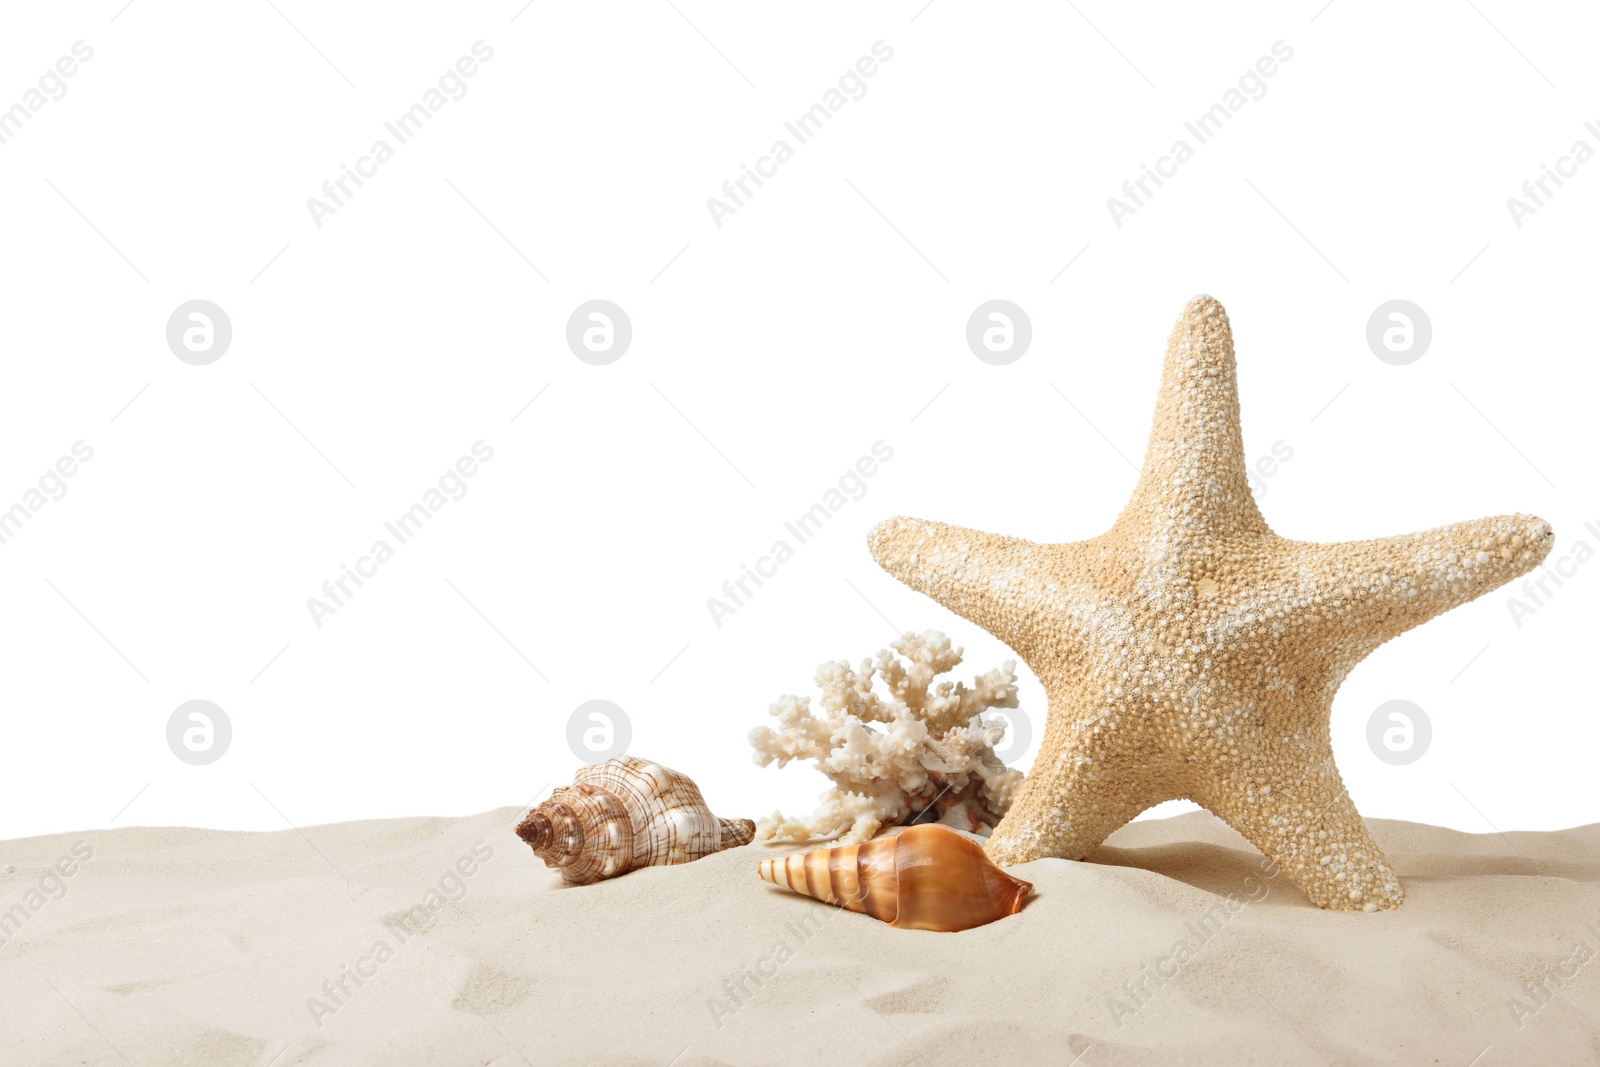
[868,296,1553,910]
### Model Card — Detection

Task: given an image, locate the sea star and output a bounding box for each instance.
[868,296,1552,910]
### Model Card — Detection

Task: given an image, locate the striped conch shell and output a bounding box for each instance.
[757,823,1032,932]
[516,756,755,886]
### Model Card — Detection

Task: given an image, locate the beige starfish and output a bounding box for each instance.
[868,296,1553,910]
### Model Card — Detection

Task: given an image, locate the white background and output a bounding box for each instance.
[0,1,1594,843]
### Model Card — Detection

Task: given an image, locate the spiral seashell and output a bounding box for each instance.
[516,756,755,886]
[757,823,1032,932]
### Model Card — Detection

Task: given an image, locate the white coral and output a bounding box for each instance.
[749,630,1026,845]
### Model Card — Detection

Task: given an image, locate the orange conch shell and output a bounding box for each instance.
[517,756,755,886]
[757,823,1032,932]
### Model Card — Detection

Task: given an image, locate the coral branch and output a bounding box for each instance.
[749,630,1026,844]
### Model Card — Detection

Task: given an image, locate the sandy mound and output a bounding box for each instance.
[3,809,1596,1066]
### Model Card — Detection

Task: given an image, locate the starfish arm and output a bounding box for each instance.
[983,694,1170,865]
[867,516,1057,659]
[1276,513,1553,666]
[1195,739,1403,911]
[1116,295,1268,540]
[861,298,1556,912]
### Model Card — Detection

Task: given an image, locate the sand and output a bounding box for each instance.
[3,809,1597,1066]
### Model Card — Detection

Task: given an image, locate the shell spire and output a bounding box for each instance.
[758,823,1032,932]
[517,756,755,886]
